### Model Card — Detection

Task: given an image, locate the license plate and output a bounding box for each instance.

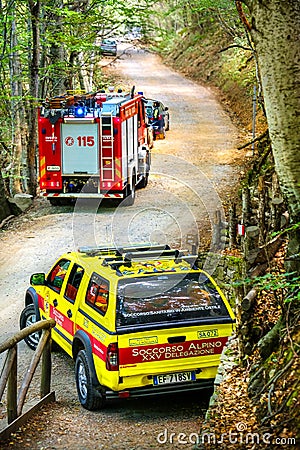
[153,371,196,385]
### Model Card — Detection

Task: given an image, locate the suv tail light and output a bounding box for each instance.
[106,342,119,371]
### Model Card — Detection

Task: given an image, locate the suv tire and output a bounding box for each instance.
[19,304,41,350]
[75,349,105,410]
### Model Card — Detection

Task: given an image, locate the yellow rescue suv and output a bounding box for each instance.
[20,244,235,410]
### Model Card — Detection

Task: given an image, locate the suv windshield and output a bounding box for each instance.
[116,273,229,327]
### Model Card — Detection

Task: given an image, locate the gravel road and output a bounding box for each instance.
[0,44,244,449]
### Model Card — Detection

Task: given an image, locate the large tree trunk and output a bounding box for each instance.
[241,0,300,270]
[0,171,12,222]
[48,1,66,96]
[9,16,23,195]
[27,0,40,197]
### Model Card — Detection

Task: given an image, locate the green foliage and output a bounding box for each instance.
[220,45,255,90]
[234,270,300,307]
[270,221,300,238]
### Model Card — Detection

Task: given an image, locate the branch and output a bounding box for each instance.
[262,357,295,394]
[241,288,258,312]
[235,1,252,32]
[219,44,252,53]
[238,130,268,150]
[262,377,300,424]
[215,11,238,39]
[0,215,15,229]
[285,301,298,358]
[0,140,10,153]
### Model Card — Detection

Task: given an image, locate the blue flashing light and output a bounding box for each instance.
[74,106,86,118]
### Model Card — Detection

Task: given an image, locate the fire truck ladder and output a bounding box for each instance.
[100,113,114,181]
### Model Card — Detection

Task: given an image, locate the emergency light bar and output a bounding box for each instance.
[74,105,86,118]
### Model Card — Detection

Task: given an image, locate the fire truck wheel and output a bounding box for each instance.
[49,198,61,206]
[123,182,136,206]
[75,350,105,410]
[138,174,148,189]
[19,304,41,350]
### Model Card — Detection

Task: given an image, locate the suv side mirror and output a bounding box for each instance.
[30,273,46,286]
[165,107,168,111]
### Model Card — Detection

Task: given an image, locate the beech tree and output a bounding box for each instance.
[27,0,40,196]
[236,1,300,268]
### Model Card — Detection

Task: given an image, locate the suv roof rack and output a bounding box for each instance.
[78,244,199,273]
[124,249,180,261]
[101,252,198,273]
[117,244,170,254]
[78,245,120,257]
[78,243,170,257]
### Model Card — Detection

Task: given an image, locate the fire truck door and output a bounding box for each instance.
[121,116,138,179]
[61,123,99,174]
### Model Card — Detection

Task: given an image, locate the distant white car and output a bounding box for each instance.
[100,39,117,56]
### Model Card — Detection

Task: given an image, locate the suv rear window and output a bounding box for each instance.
[116,273,229,327]
[86,273,109,315]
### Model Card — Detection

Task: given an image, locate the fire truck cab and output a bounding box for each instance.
[38,88,151,206]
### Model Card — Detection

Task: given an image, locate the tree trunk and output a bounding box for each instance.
[241,0,300,271]
[48,1,66,96]
[9,16,23,195]
[0,171,12,222]
[26,0,40,197]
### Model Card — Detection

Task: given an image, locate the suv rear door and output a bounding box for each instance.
[116,272,234,381]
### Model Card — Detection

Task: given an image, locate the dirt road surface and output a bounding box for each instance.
[0,45,245,449]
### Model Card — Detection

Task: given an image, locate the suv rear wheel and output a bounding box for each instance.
[19,304,41,350]
[75,350,105,410]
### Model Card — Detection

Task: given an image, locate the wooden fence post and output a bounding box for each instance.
[0,319,56,441]
[41,334,52,398]
[212,209,221,249]
[7,346,17,424]
[17,328,51,416]
[242,187,251,226]
[229,203,237,248]
[257,175,266,245]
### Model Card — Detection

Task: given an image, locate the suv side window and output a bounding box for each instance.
[86,273,109,315]
[65,264,84,302]
[47,259,71,293]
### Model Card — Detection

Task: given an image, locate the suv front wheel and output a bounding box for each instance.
[75,349,105,410]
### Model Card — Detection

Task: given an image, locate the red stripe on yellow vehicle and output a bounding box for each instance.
[119,336,228,364]
[91,335,107,361]
[37,294,45,311]
[75,324,107,363]
[50,305,74,335]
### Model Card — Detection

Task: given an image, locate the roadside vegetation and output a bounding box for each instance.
[150,1,300,445]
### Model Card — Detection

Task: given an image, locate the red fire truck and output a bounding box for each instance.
[38,88,151,206]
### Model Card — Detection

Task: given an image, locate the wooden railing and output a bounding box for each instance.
[0,319,56,441]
